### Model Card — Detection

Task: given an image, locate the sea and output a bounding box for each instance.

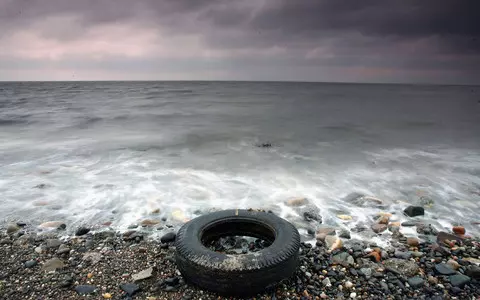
[1,81,479,245]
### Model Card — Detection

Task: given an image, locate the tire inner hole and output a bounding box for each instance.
[201,220,275,254]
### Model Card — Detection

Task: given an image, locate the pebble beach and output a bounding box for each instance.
[1,207,479,300]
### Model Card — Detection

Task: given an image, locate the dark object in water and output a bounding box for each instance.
[256,142,273,148]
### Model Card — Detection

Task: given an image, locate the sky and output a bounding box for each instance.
[0,0,479,84]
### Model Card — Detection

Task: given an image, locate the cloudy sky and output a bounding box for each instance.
[1,0,479,84]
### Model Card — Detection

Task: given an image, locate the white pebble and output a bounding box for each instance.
[350,292,357,298]
[345,281,354,289]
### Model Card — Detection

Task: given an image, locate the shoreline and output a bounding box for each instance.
[1,220,479,299]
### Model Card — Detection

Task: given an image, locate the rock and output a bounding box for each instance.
[75,227,90,236]
[337,215,353,221]
[75,285,97,295]
[394,250,411,259]
[303,211,322,223]
[57,244,70,255]
[325,235,343,251]
[407,237,419,247]
[428,275,438,285]
[151,208,161,214]
[34,246,43,254]
[0,238,11,244]
[160,232,176,243]
[132,267,153,281]
[434,263,456,275]
[339,229,351,239]
[140,219,160,226]
[24,260,37,268]
[315,227,336,241]
[449,274,471,287]
[377,216,389,225]
[384,258,419,277]
[407,277,424,289]
[42,258,65,272]
[437,231,464,244]
[285,197,308,206]
[417,224,438,235]
[447,259,460,270]
[452,226,465,235]
[6,223,20,234]
[39,221,66,230]
[345,281,354,289]
[322,277,332,287]
[366,251,381,262]
[332,252,354,266]
[389,222,401,227]
[102,293,112,299]
[46,239,62,249]
[359,268,372,278]
[465,265,480,279]
[83,252,102,265]
[401,221,418,227]
[350,292,357,299]
[463,257,480,265]
[120,283,140,296]
[403,206,424,217]
[411,251,424,258]
[371,224,387,233]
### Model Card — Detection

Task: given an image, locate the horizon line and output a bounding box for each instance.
[0,79,478,87]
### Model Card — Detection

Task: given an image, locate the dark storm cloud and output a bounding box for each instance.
[0,0,479,83]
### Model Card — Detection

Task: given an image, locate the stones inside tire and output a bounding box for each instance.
[175,209,301,296]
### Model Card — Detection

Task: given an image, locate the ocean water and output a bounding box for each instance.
[1,81,479,244]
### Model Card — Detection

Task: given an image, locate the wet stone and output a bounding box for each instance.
[120,283,140,296]
[435,263,457,275]
[407,277,424,289]
[75,227,90,236]
[160,232,176,243]
[75,285,97,295]
[403,206,424,217]
[449,274,471,287]
[24,260,37,268]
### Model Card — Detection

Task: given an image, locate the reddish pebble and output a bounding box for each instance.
[366,251,381,262]
[452,226,465,235]
[102,221,112,226]
[407,237,420,247]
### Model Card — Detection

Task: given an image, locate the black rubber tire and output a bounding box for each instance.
[175,209,301,297]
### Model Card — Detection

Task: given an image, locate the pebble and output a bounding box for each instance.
[132,267,153,281]
[465,265,480,279]
[24,260,37,268]
[160,232,176,243]
[57,244,70,255]
[449,274,471,287]
[350,292,357,298]
[75,227,90,236]
[75,285,97,295]
[371,224,387,233]
[407,276,424,289]
[46,239,62,249]
[345,281,354,289]
[407,237,419,247]
[403,206,424,217]
[42,258,65,272]
[6,223,20,234]
[120,283,140,296]
[434,263,457,275]
[447,259,460,270]
[401,221,417,227]
[383,258,419,277]
[452,226,465,235]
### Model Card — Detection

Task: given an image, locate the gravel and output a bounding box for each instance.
[0,219,479,300]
